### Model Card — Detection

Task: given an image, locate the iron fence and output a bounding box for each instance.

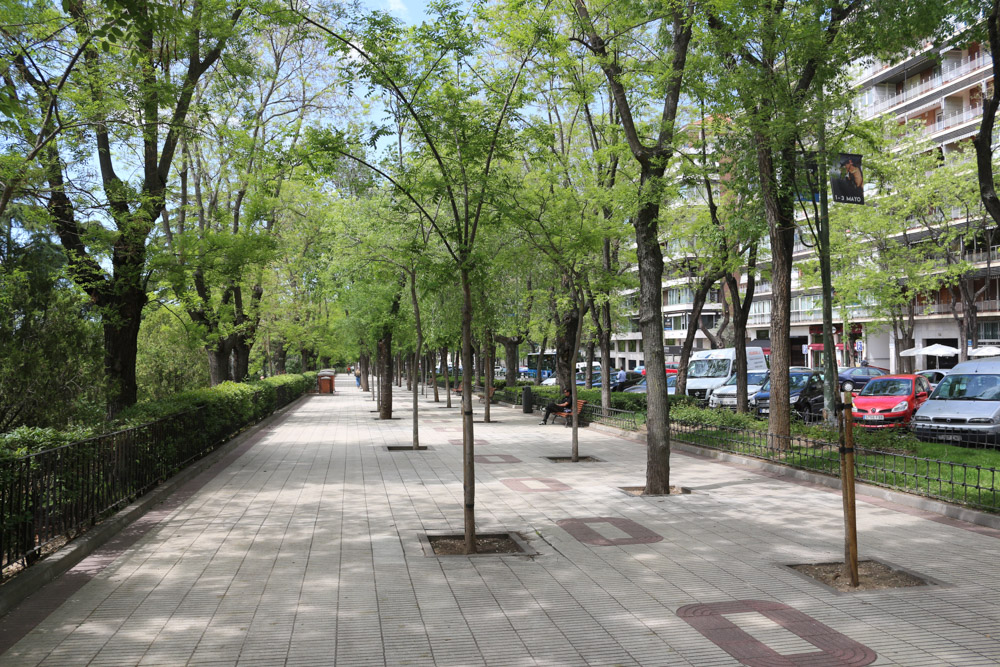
[1,386,302,578]
[671,421,1000,512]
[582,404,639,431]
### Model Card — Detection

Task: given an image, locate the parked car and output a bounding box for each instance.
[593,371,644,392]
[837,365,888,392]
[665,363,679,374]
[752,371,825,420]
[913,359,1000,445]
[852,374,931,429]
[708,371,769,409]
[686,347,769,400]
[624,375,677,394]
[915,369,949,391]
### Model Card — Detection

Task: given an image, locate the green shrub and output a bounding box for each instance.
[0,426,98,459]
[671,404,767,430]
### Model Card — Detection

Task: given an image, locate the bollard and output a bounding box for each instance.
[522,386,533,413]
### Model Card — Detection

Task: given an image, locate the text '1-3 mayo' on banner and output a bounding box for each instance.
[831,153,864,205]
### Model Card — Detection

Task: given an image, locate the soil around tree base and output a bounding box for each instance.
[545,455,604,463]
[789,560,930,592]
[620,486,691,496]
[427,533,525,555]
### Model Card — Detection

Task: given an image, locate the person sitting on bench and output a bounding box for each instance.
[540,388,572,425]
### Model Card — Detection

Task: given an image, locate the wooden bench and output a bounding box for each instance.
[477,386,497,403]
[552,399,587,425]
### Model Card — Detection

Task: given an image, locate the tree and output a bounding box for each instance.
[3,0,247,416]
[300,2,539,551]
[159,22,338,385]
[705,0,948,443]
[0,215,103,430]
[567,0,695,493]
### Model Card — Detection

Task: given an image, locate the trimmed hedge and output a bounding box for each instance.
[1,373,317,458]
[528,385,698,411]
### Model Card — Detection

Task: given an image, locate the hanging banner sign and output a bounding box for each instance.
[831,153,864,205]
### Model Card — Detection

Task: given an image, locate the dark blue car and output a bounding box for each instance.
[837,366,887,392]
[752,371,825,420]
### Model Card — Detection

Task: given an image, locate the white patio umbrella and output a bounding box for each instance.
[919,343,961,357]
[970,345,1000,357]
[899,346,923,357]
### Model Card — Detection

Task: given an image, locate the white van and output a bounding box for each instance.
[686,347,769,400]
[912,358,1000,445]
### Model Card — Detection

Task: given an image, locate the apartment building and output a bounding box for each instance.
[744,38,997,373]
[611,37,996,373]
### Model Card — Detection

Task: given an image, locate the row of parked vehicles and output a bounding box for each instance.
[536,347,1000,446]
[705,359,1000,447]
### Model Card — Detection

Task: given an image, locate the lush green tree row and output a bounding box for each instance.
[4,0,998,552]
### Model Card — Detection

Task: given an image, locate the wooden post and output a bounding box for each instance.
[840,390,860,587]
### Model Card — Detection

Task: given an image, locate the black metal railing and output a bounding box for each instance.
[671,421,1000,511]
[1,387,303,578]
[582,404,639,431]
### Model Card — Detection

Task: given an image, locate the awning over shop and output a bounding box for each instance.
[808,343,845,351]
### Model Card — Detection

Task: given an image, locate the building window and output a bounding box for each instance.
[751,300,771,317]
[666,287,694,305]
[979,321,1000,343]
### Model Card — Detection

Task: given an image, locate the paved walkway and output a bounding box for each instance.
[2,376,1000,666]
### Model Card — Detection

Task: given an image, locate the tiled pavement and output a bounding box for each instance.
[2,377,1000,666]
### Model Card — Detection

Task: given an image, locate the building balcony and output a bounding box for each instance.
[858,53,991,120]
[926,105,984,138]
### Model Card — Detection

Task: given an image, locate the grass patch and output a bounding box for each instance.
[670,415,1000,511]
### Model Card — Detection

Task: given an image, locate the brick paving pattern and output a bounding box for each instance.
[2,378,1000,665]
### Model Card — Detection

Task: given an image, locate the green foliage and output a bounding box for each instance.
[136,305,211,402]
[671,404,768,430]
[115,373,314,430]
[0,426,98,459]
[0,229,104,432]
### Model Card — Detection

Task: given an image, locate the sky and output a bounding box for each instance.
[373,0,433,23]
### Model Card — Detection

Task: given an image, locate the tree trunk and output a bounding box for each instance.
[459,267,477,554]
[675,274,722,397]
[378,333,393,419]
[634,169,672,495]
[584,341,595,388]
[501,338,520,386]
[206,339,233,386]
[441,346,452,408]
[534,336,547,386]
[430,349,439,402]
[273,338,287,374]
[103,296,144,418]
[359,351,371,391]
[410,271,423,447]
[726,265,756,413]
[599,279,613,411]
[475,340,483,388]
[484,331,493,423]
[758,139,796,447]
[232,339,250,382]
[555,281,581,390]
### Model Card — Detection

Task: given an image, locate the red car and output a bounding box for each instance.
[851,374,932,428]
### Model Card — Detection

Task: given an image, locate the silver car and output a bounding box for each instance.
[912,359,1000,446]
[708,371,769,409]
